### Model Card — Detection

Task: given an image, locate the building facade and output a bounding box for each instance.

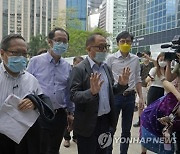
[112,0,127,49]
[98,0,127,50]
[0,0,65,42]
[127,0,180,56]
[67,0,87,30]
[88,0,103,15]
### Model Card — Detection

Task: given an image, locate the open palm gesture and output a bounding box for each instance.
[118,67,130,85]
[90,72,104,95]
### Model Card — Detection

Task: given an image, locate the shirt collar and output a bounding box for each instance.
[87,56,96,68]
[46,51,54,63]
[115,50,131,59]
[87,56,105,69]
[46,51,61,64]
[0,63,25,78]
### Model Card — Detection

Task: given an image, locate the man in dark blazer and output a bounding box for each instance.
[69,33,130,154]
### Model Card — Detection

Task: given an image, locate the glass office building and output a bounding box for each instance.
[67,0,87,30]
[0,0,63,42]
[127,0,180,54]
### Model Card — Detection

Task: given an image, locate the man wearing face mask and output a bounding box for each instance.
[27,27,74,154]
[106,31,144,154]
[0,34,43,154]
[69,33,130,154]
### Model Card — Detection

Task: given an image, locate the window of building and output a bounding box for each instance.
[167,22,171,29]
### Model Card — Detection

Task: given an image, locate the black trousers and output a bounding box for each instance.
[0,120,40,154]
[76,114,111,154]
[147,86,164,106]
[39,108,67,154]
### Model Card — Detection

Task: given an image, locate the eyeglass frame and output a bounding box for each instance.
[119,39,132,45]
[6,50,28,57]
[90,44,110,51]
[52,38,68,44]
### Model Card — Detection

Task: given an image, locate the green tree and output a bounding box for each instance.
[51,8,112,57]
[28,34,49,56]
[63,28,111,57]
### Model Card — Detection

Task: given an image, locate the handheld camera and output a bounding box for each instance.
[161,35,180,62]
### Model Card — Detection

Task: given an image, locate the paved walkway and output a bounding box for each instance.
[60,112,154,154]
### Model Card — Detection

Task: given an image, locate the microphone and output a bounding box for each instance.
[161,44,172,48]
[13,85,18,89]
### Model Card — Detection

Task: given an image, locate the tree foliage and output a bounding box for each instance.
[28,34,49,56]
[28,8,111,57]
[63,28,110,57]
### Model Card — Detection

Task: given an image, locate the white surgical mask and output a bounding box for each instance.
[158,61,167,68]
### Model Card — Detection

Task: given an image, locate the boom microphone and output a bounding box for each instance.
[161,44,172,48]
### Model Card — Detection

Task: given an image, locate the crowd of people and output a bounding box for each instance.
[0,27,179,154]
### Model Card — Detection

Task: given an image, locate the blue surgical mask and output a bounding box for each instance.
[94,52,107,63]
[6,56,27,73]
[52,42,68,56]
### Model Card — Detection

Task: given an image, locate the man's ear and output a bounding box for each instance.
[48,39,53,47]
[86,46,91,52]
[0,49,5,56]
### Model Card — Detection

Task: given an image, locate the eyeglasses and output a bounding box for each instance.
[53,38,68,44]
[91,44,110,51]
[119,39,132,44]
[6,50,28,57]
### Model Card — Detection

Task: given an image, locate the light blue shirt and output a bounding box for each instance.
[106,51,141,91]
[87,56,110,116]
[27,52,74,112]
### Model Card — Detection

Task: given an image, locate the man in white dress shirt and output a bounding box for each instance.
[0,34,43,154]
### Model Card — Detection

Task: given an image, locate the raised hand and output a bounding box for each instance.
[118,67,130,85]
[90,72,104,95]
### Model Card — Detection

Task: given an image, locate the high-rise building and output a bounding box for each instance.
[99,0,114,34]
[112,0,127,49]
[67,0,87,30]
[127,0,180,56]
[88,0,103,15]
[98,0,127,50]
[0,0,65,42]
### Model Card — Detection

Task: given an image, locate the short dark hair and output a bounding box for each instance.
[48,27,69,41]
[73,56,84,63]
[86,33,105,47]
[143,50,151,56]
[1,34,25,51]
[116,31,134,43]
